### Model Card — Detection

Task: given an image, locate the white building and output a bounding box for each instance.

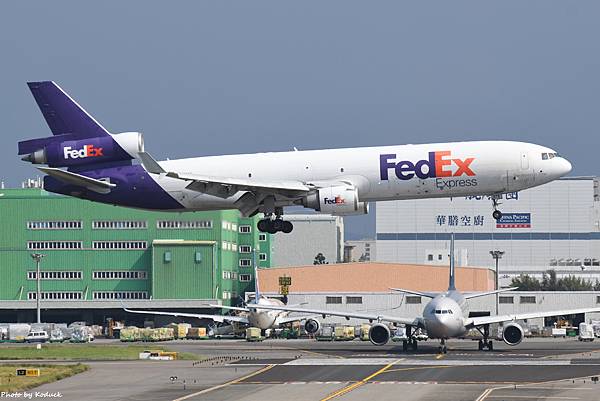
[376,177,600,286]
[344,239,376,262]
[270,214,344,267]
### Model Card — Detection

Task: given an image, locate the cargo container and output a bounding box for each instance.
[316,326,334,341]
[246,327,263,342]
[579,323,594,342]
[360,324,371,341]
[8,324,31,342]
[334,326,355,341]
[187,327,208,339]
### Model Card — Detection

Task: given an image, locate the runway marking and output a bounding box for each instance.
[171,364,275,401]
[383,365,451,374]
[435,354,445,360]
[487,397,580,400]
[319,359,400,401]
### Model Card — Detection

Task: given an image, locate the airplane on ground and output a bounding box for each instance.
[253,234,600,353]
[123,260,319,334]
[19,81,572,233]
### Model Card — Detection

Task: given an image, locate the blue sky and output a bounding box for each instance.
[2,1,599,239]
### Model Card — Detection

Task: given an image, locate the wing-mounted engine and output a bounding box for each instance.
[502,322,524,346]
[368,323,391,346]
[19,132,144,168]
[304,319,320,334]
[300,183,369,216]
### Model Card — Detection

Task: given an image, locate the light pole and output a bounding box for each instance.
[489,250,505,316]
[30,253,46,323]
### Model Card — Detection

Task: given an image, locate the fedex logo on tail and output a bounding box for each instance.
[379,151,475,181]
[63,145,104,160]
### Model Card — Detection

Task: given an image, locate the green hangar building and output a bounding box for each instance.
[0,187,271,323]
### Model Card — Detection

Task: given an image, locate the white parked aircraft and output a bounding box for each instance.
[20,81,572,233]
[123,262,319,333]
[254,235,600,353]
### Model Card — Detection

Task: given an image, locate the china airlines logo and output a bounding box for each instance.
[379,150,475,181]
[323,196,345,205]
[63,145,104,160]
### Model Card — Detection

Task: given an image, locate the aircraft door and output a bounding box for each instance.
[520,153,529,170]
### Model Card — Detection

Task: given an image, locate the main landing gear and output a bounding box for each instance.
[257,208,293,234]
[477,324,494,351]
[491,195,503,221]
[402,326,418,352]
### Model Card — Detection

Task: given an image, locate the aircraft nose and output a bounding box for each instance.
[556,157,572,177]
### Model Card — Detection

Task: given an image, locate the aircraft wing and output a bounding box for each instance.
[138,152,310,199]
[466,306,600,327]
[247,304,421,326]
[389,288,438,299]
[122,306,249,324]
[275,315,316,325]
[208,304,250,312]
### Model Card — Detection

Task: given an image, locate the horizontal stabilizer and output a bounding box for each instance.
[138,152,166,174]
[463,287,518,300]
[389,288,438,299]
[37,167,115,194]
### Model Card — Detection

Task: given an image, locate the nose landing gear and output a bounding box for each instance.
[438,339,448,354]
[491,196,503,221]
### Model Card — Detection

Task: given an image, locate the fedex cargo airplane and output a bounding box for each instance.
[19,81,572,233]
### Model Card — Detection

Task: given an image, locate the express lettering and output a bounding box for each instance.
[379,151,475,181]
[63,145,104,160]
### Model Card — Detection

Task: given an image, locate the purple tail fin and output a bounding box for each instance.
[27,81,110,138]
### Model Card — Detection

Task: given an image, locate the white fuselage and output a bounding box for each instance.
[422,291,469,339]
[247,297,288,330]
[152,141,571,211]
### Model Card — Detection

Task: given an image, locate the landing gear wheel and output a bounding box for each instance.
[257,219,270,233]
[438,345,447,354]
[282,221,293,234]
[488,340,493,351]
[411,338,418,351]
[478,339,484,351]
[492,210,503,220]
[402,340,408,352]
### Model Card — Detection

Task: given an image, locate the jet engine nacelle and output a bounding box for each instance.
[304,319,320,334]
[301,184,368,216]
[502,322,524,346]
[20,132,144,168]
[368,323,391,346]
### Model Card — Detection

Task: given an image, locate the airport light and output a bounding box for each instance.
[30,253,46,323]
[489,250,505,316]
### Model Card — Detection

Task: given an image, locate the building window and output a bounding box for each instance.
[156,220,213,229]
[28,292,82,300]
[259,233,267,241]
[164,251,172,263]
[92,241,147,250]
[27,271,82,280]
[239,259,252,267]
[259,253,267,261]
[520,296,536,304]
[499,296,514,304]
[195,251,202,263]
[223,271,231,279]
[92,271,147,280]
[346,296,363,304]
[239,274,251,282]
[427,254,433,261]
[406,296,421,304]
[92,291,148,300]
[27,221,82,230]
[92,220,147,229]
[27,241,82,250]
[239,225,252,233]
[326,296,343,304]
[239,245,252,253]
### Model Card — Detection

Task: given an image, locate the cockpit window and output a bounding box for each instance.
[435,310,441,314]
[548,153,555,159]
[542,153,548,160]
[448,310,453,314]
[442,310,448,314]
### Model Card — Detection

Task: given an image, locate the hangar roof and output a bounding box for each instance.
[258,262,495,293]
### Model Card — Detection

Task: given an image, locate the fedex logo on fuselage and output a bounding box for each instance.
[379,151,475,181]
[63,145,104,160]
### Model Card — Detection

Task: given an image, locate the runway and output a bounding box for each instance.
[29,338,600,401]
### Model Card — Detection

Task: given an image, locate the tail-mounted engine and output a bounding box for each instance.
[19,132,144,168]
[300,184,369,216]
